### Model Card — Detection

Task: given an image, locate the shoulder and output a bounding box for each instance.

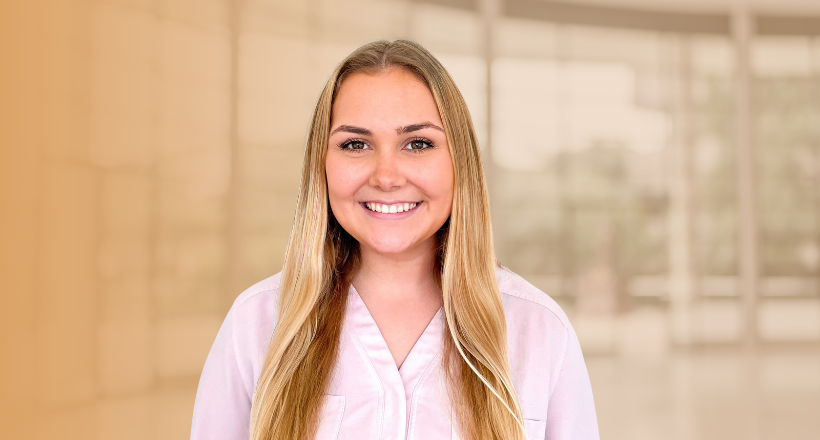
[228,271,283,338]
[495,266,580,406]
[226,272,283,388]
[495,266,571,332]
[233,272,283,309]
[495,268,596,422]
[229,272,283,327]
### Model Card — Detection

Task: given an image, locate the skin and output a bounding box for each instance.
[326,67,454,368]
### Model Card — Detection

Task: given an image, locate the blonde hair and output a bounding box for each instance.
[249,40,525,440]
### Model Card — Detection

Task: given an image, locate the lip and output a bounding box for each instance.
[360,201,422,220]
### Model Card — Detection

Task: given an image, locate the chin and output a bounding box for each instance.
[364,234,418,255]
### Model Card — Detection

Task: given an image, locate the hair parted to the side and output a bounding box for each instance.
[249,39,525,440]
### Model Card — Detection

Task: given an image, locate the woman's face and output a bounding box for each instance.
[326,67,454,256]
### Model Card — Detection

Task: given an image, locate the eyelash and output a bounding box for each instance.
[404,137,436,153]
[337,137,437,153]
[337,138,370,152]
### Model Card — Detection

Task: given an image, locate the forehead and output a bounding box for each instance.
[331,67,442,127]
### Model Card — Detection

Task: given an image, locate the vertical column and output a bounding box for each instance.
[151,1,233,435]
[40,0,100,413]
[91,0,158,399]
[732,7,761,440]
[668,35,696,345]
[731,7,759,347]
[813,36,820,339]
[478,0,503,261]
[553,24,570,297]
[152,0,231,379]
[91,2,157,439]
[235,1,311,290]
[555,25,573,298]
[226,0,242,310]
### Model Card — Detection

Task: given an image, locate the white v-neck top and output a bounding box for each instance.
[191,268,599,440]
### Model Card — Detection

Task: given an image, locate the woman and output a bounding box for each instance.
[191,40,598,440]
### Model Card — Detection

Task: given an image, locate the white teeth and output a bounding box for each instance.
[365,202,419,213]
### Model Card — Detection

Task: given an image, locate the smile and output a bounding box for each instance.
[364,201,420,214]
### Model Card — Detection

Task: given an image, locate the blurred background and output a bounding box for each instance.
[2,0,820,439]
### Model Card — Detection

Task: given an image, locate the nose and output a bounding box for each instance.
[369,149,405,192]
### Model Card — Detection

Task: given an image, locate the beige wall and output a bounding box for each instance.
[2,1,819,439]
[1,2,40,437]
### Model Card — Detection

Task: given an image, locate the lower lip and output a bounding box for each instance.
[360,202,422,220]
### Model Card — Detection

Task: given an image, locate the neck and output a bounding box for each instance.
[352,237,441,305]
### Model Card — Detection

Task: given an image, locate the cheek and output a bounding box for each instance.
[325,156,367,213]
[416,154,454,209]
[325,166,349,203]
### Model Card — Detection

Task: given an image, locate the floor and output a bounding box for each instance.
[587,347,820,440]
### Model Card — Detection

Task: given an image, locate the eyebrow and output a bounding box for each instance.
[329,122,444,136]
[396,122,444,134]
[330,125,372,136]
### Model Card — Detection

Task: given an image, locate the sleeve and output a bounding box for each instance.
[191,308,252,440]
[544,325,600,440]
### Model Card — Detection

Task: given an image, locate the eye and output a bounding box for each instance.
[340,139,370,151]
[404,138,435,152]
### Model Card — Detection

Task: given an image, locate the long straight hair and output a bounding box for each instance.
[249,40,525,440]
